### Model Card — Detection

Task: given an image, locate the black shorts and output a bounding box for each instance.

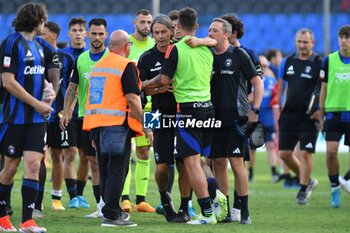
[174,103,215,158]
[78,119,96,156]
[324,118,350,146]
[153,128,176,165]
[279,117,318,153]
[0,123,47,158]
[47,120,80,149]
[209,127,246,158]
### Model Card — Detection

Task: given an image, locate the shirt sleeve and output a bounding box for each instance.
[278,58,286,80]
[36,36,60,70]
[121,62,141,95]
[0,38,18,74]
[137,53,149,81]
[320,56,329,83]
[69,58,79,84]
[238,48,258,81]
[160,44,178,79]
[244,48,263,77]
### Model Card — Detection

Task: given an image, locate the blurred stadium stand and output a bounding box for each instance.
[0,0,349,55]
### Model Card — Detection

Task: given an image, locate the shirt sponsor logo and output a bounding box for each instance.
[24,65,45,75]
[300,73,312,79]
[221,69,234,75]
[3,56,11,68]
[335,72,350,82]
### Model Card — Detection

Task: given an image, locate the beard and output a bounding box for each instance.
[91,41,103,50]
[137,28,149,37]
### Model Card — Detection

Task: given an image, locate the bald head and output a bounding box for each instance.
[108,30,131,57]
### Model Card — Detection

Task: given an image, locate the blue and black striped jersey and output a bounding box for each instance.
[63,44,87,60]
[49,48,74,122]
[0,32,57,124]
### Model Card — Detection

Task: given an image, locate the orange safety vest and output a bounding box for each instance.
[83,52,143,136]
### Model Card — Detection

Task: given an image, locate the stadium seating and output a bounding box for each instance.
[0,0,349,55]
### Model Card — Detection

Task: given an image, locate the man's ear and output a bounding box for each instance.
[194,23,199,30]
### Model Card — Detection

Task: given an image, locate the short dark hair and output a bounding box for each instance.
[178,7,197,31]
[12,2,48,32]
[265,48,281,61]
[136,9,151,16]
[168,10,179,21]
[57,41,68,49]
[45,21,60,37]
[221,14,244,39]
[338,25,350,37]
[88,18,107,29]
[69,17,86,29]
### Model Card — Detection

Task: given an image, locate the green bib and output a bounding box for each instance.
[325,51,350,112]
[128,35,154,62]
[76,50,109,117]
[173,36,213,103]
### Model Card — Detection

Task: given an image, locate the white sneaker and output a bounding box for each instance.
[231,208,241,222]
[339,176,350,193]
[187,213,217,225]
[306,178,318,198]
[84,209,103,218]
[212,190,227,222]
[32,209,43,218]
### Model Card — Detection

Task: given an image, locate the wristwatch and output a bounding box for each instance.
[251,107,260,115]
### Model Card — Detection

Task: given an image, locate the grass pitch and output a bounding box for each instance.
[8,151,350,233]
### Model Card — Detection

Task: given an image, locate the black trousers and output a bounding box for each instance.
[96,126,132,220]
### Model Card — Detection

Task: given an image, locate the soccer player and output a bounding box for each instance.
[122,9,155,213]
[40,21,76,212]
[61,18,108,218]
[143,7,219,224]
[62,17,92,211]
[208,18,263,224]
[278,28,321,205]
[319,24,350,208]
[0,2,58,231]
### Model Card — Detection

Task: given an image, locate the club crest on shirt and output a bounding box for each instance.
[225,58,232,67]
[8,145,15,155]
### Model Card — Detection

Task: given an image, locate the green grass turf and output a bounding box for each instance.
[7,152,350,232]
